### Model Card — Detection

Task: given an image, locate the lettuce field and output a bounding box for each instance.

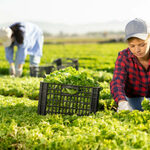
[1,43,150,150]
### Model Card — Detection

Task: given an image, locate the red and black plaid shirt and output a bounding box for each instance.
[110,48,150,104]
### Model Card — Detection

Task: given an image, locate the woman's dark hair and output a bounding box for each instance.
[10,23,24,44]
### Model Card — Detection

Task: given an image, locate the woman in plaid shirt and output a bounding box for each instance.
[110,18,150,112]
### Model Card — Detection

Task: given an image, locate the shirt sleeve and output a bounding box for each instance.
[5,46,14,63]
[110,52,128,104]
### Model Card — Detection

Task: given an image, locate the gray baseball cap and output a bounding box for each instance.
[125,18,149,41]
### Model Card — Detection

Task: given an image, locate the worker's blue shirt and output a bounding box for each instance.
[5,22,44,64]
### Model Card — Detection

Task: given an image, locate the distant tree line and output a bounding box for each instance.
[43,31,125,44]
[43,31,124,39]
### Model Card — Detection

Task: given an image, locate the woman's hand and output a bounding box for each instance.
[117,100,133,112]
[9,63,15,76]
[15,64,23,77]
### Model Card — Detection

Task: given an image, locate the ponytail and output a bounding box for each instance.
[10,23,24,44]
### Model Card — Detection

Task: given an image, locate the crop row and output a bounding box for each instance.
[0,80,113,112]
[1,95,150,149]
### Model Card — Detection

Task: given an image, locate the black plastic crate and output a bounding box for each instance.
[38,82,100,116]
[53,58,79,70]
[30,66,55,77]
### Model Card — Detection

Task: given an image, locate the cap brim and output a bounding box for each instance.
[125,33,148,41]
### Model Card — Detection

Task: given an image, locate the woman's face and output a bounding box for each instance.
[128,37,150,59]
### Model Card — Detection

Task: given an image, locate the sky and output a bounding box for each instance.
[0,0,150,25]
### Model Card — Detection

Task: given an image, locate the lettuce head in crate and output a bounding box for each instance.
[44,67,100,87]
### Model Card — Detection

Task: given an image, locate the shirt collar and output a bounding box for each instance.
[127,48,135,59]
